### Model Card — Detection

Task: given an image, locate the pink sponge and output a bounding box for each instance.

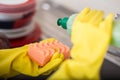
[28,38,70,66]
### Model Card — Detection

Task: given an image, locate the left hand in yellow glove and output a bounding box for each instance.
[0,38,70,78]
[48,7,114,80]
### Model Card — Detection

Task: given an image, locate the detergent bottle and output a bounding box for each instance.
[57,14,120,48]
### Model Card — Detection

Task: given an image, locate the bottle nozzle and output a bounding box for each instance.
[57,17,69,29]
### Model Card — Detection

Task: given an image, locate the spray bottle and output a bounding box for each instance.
[57,14,120,48]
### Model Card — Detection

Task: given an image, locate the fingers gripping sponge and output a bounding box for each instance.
[28,38,70,66]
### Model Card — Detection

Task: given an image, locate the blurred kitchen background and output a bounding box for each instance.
[4,0,120,80]
[35,0,120,79]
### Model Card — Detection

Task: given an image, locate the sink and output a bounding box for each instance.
[101,59,120,80]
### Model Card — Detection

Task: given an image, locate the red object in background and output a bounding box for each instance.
[0,0,42,48]
[0,33,10,49]
[9,23,42,48]
[13,11,35,29]
[0,11,35,29]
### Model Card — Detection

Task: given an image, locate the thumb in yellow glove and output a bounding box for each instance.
[48,7,114,80]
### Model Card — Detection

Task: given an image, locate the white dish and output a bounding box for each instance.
[0,10,34,21]
[0,0,28,5]
[0,0,35,21]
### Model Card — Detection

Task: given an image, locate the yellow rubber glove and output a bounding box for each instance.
[48,8,114,80]
[0,38,64,78]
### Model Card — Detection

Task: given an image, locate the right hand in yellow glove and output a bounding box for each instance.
[0,38,70,78]
[48,7,114,80]
[71,7,114,62]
